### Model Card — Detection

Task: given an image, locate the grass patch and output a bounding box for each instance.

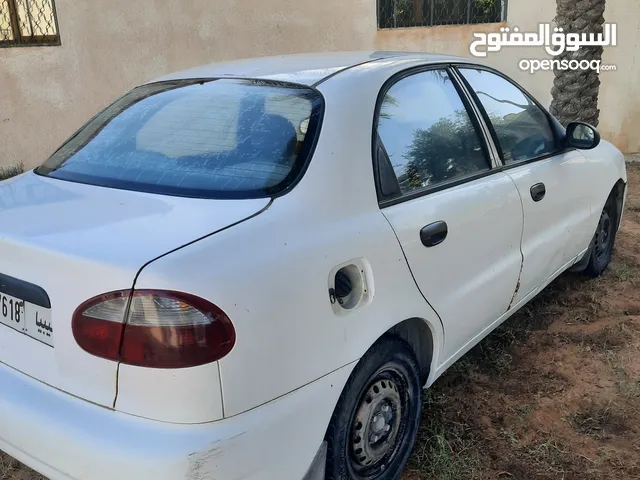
[569,403,629,438]
[559,323,633,353]
[608,254,640,286]
[606,351,640,400]
[405,390,481,479]
[513,403,533,420]
[595,446,640,476]
[408,429,478,480]
[524,438,596,477]
[0,163,24,180]
[0,452,43,480]
[490,434,600,479]
[564,309,596,325]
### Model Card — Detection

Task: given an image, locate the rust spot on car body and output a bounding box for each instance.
[507,260,524,311]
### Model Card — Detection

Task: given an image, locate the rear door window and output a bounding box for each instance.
[37,79,323,199]
[376,69,490,196]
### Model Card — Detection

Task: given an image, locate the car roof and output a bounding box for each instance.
[150,51,480,86]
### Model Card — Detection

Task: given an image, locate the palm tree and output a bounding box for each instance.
[549,0,607,127]
[379,95,399,120]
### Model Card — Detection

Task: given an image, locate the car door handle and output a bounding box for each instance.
[420,221,448,247]
[530,183,546,202]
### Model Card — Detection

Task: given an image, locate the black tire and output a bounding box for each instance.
[583,195,618,277]
[325,335,422,480]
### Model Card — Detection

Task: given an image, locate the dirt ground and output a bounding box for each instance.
[2,162,640,480]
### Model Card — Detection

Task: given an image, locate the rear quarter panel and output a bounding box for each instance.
[133,202,437,417]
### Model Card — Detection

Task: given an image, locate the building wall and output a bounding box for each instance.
[0,0,636,169]
[599,1,640,154]
[0,0,377,169]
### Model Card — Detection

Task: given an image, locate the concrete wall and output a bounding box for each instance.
[0,0,637,169]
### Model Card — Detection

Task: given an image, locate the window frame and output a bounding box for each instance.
[0,0,61,47]
[453,64,570,169]
[376,0,508,30]
[372,63,499,208]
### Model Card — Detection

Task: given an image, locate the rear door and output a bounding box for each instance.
[375,67,524,362]
[457,67,594,305]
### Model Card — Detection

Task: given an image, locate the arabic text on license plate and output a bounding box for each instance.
[0,292,53,346]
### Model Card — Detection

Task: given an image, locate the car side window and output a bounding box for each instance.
[459,68,557,164]
[376,69,490,196]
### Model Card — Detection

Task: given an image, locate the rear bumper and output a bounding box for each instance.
[0,360,354,480]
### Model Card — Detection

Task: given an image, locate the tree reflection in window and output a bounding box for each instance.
[401,110,487,189]
[460,68,557,163]
[377,69,489,195]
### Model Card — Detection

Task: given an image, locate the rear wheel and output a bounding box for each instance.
[584,197,618,277]
[325,336,422,480]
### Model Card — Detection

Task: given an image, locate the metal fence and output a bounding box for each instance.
[0,0,59,46]
[378,0,506,29]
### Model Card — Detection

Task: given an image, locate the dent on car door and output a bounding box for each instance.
[374,67,524,364]
[457,67,594,306]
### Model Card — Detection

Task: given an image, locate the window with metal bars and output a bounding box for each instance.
[378,0,506,29]
[0,0,59,46]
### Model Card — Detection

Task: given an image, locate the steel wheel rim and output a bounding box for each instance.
[348,367,409,478]
[594,209,613,264]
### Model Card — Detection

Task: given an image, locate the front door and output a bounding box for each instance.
[375,67,524,362]
[458,67,594,305]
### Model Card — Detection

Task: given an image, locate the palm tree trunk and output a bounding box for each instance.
[549,0,606,127]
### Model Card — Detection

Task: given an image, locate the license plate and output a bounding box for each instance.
[0,292,53,347]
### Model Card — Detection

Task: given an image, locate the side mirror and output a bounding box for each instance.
[565,122,601,150]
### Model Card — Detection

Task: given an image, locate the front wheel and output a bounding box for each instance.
[325,336,422,480]
[584,197,618,277]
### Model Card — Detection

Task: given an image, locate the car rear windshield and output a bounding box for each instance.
[37,79,324,199]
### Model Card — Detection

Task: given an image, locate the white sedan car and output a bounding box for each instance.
[0,51,627,480]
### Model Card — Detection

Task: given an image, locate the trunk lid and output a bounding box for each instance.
[0,171,268,407]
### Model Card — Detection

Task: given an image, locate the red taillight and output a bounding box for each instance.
[72,290,235,368]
